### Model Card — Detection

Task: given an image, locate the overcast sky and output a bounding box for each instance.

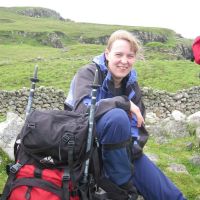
[1,0,199,39]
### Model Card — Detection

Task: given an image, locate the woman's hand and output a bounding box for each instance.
[130,101,144,127]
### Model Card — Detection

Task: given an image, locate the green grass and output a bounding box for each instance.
[0,43,199,93]
[0,148,12,193]
[0,43,104,93]
[144,137,200,199]
[136,60,200,92]
[0,115,6,122]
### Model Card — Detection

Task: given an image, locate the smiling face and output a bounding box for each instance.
[105,39,136,87]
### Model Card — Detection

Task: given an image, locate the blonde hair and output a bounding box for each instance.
[106,30,141,55]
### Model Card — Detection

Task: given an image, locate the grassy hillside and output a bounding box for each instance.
[0,44,198,93]
[0,7,199,94]
[0,7,176,39]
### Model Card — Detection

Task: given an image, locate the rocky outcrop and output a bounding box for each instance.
[1,28,192,58]
[0,30,65,48]
[17,7,64,20]
[131,30,168,44]
[1,7,193,59]
[40,32,64,48]
[173,43,193,60]
[79,31,192,60]
[79,31,169,45]
[79,35,109,45]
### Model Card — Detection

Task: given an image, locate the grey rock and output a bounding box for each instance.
[171,110,186,121]
[167,163,189,174]
[0,112,24,160]
[187,111,200,128]
[189,155,200,166]
[146,153,159,164]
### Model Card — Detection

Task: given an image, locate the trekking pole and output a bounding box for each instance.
[82,69,100,183]
[0,66,40,200]
[25,65,39,117]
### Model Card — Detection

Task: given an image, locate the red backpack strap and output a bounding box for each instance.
[8,177,64,198]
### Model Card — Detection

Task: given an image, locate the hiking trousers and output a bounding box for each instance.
[96,108,187,200]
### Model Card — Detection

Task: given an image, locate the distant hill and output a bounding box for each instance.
[0,7,193,60]
[0,7,199,93]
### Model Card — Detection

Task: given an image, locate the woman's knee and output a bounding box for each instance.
[108,108,130,124]
[96,108,131,144]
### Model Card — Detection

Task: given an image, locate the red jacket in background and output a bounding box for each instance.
[192,36,200,65]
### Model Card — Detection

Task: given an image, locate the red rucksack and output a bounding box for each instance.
[0,110,137,200]
[7,165,79,200]
[0,110,98,200]
[192,36,200,65]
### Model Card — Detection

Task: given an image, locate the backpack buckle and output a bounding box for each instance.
[68,139,75,146]
[27,122,36,128]
[63,134,75,147]
[10,162,23,174]
[62,174,70,181]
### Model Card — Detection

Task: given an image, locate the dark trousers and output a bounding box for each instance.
[96,108,187,200]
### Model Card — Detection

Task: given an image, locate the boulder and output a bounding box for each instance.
[171,110,186,121]
[168,163,189,174]
[0,112,24,160]
[147,117,190,140]
[187,111,200,128]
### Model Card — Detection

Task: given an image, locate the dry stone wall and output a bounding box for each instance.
[0,86,65,117]
[0,86,199,118]
[142,86,200,118]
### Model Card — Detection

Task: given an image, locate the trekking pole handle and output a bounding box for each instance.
[82,69,100,183]
[25,65,39,118]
